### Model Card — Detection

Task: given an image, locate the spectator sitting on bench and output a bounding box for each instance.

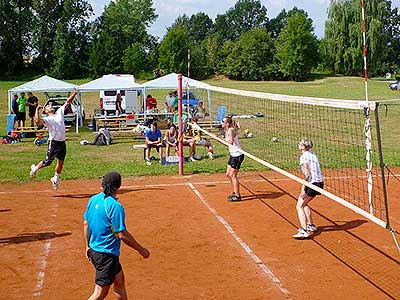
[145,121,163,165]
[181,118,200,162]
[189,116,215,159]
[163,123,178,157]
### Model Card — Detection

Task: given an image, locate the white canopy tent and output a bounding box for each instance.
[142,73,212,118]
[78,74,143,92]
[8,75,82,133]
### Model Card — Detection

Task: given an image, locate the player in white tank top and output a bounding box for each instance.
[293,138,324,239]
[223,116,244,202]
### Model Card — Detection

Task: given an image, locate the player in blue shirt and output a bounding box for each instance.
[84,171,150,299]
[144,121,163,165]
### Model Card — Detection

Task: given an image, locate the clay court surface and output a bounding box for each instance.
[0,170,399,300]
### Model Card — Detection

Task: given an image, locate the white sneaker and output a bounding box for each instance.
[208,152,215,159]
[293,228,310,239]
[193,154,202,160]
[189,156,196,162]
[30,164,37,178]
[50,177,59,190]
[146,159,152,165]
[306,224,318,232]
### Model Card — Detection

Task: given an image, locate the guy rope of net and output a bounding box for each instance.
[361,0,398,251]
[189,84,393,233]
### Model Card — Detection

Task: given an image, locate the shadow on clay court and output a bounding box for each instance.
[240,191,285,201]
[0,209,11,213]
[314,220,368,234]
[0,231,72,245]
[51,187,161,199]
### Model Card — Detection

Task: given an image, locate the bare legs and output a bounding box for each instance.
[296,193,314,229]
[226,165,240,196]
[87,271,127,300]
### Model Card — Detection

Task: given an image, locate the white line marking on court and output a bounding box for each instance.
[187,182,289,296]
[33,202,59,299]
[2,172,399,196]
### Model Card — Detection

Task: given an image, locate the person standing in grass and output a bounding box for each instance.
[293,138,324,239]
[84,171,150,300]
[223,116,244,202]
[29,89,78,190]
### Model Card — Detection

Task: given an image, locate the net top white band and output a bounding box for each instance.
[207,85,377,111]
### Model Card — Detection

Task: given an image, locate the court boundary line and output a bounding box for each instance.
[33,202,59,298]
[187,182,289,296]
[1,172,399,196]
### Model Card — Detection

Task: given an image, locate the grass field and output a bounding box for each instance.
[1,75,399,183]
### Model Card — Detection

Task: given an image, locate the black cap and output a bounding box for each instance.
[102,171,122,196]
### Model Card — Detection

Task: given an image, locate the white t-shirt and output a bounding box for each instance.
[43,105,66,141]
[166,95,175,107]
[300,151,323,183]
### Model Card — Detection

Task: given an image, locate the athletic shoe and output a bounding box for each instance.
[227,194,241,202]
[50,177,59,190]
[208,152,215,159]
[146,159,152,165]
[306,224,318,232]
[293,228,310,239]
[189,156,197,162]
[226,192,235,200]
[30,164,37,178]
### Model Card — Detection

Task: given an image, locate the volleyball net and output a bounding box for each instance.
[192,85,390,229]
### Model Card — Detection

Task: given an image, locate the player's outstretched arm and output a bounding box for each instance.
[35,105,44,125]
[65,89,79,107]
[118,230,150,258]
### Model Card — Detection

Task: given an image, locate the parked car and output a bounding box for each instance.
[389,80,400,90]
[43,94,85,125]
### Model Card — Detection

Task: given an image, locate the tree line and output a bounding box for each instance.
[0,0,399,81]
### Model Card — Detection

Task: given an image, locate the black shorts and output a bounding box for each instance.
[228,154,244,170]
[90,250,122,286]
[146,143,162,150]
[17,112,26,121]
[42,140,66,166]
[305,182,324,197]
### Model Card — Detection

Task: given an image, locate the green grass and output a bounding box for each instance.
[1,75,399,183]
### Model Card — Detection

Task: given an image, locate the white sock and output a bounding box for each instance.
[54,173,60,180]
[32,165,38,172]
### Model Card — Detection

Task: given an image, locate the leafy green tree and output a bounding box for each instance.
[275,12,319,80]
[31,0,66,72]
[188,12,214,45]
[214,0,268,41]
[324,0,393,76]
[268,7,310,39]
[0,0,33,78]
[223,28,275,80]
[158,27,190,74]
[123,42,150,78]
[50,0,93,79]
[90,0,157,75]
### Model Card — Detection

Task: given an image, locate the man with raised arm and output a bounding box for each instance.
[29,89,78,190]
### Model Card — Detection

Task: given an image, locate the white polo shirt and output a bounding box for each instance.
[300,151,323,183]
[43,105,66,142]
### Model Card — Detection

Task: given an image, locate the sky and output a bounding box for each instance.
[89,0,400,39]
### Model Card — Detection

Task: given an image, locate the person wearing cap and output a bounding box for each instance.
[293,138,324,239]
[29,89,78,190]
[83,171,150,300]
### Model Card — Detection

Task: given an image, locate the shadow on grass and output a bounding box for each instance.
[0,231,71,245]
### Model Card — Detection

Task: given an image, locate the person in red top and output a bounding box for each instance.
[146,95,157,110]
